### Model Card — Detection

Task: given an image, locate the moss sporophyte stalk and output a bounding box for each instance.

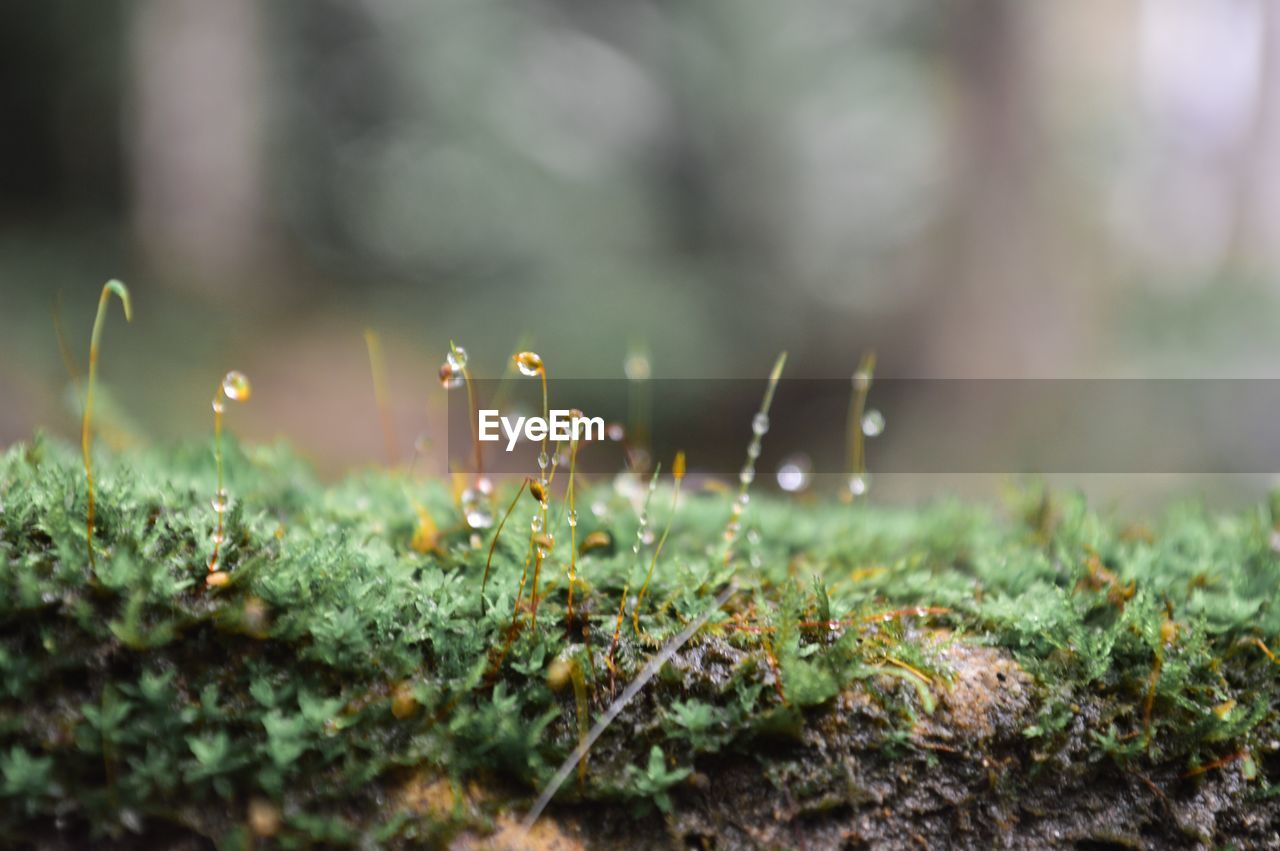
[4,328,1279,847]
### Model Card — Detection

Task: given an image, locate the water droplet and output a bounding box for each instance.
[737,492,750,507]
[222,370,252,402]
[475,476,493,496]
[861,409,885,437]
[211,398,225,414]
[591,500,608,517]
[461,488,493,529]
[567,510,578,527]
[438,363,463,389]
[739,467,755,485]
[746,441,761,460]
[847,474,870,496]
[606,423,625,442]
[531,514,543,533]
[852,369,872,391]
[446,346,468,371]
[538,451,549,470]
[752,413,770,436]
[624,353,651,380]
[211,490,229,512]
[746,529,761,545]
[514,351,544,376]
[641,529,655,545]
[776,454,811,492]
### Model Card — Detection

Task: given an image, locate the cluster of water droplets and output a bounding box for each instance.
[724,412,769,543]
[633,475,658,555]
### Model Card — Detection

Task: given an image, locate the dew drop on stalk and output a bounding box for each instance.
[862,409,885,437]
[776,453,811,492]
[211,489,229,513]
[465,506,494,527]
[211,398,225,414]
[446,346,468,372]
[438,363,463,389]
[531,514,543,533]
[848,473,870,497]
[752,413,770,436]
[538,451,549,471]
[461,488,493,530]
[222,370,252,402]
[567,510,578,528]
[623,353,651,380]
[514,351,544,377]
[739,467,755,486]
[607,423,625,442]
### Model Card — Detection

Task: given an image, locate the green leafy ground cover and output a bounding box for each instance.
[1,436,1279,848]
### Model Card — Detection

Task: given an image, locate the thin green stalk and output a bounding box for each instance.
[82,280,132,569]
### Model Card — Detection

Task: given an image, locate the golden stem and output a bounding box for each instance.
[209,384,227,573]
[845,351,876,502]
[364,330,399,465]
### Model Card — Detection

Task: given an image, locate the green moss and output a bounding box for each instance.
[0,435,1278,846]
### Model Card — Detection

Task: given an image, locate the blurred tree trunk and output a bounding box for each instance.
[1225,0,1280,277]
[924,0,1088,376]
[128,0,268,296]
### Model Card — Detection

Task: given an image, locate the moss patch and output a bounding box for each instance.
[1,436,1278,847]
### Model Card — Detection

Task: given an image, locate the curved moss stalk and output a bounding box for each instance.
[82,280,132,569]
[481,478,530,609]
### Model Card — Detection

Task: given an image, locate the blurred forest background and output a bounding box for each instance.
[3,0,1280,503]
